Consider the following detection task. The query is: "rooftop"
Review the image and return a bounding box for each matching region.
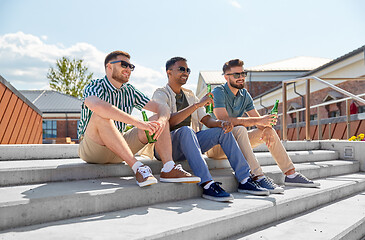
[247,56,331,72]
[20,90,82,113]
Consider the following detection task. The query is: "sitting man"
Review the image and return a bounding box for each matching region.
[207,58,320,192]
[149,56,269,202]
[78,50,200,188]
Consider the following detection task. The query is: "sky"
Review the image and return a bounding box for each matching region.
[1,0,365,98]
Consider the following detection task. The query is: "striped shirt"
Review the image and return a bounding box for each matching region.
[78,76,150,138]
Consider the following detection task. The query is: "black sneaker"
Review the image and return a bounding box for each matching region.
[202,182,234,202]
[256,176,284,194]
[284,173,320,188]
[238,177,270,196]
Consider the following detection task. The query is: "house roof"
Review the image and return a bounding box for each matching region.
[301,45,365,77]
[253,45,365,100]
[199,71,226,85]
[20,90,82,113]
[247,56,331,72]
[199,56,331,85]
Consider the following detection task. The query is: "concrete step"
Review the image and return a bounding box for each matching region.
[0,160,359,231]
[0,141,321,161]
[230,191,365,240]
[0,150,340,187]
[1,172,364,239]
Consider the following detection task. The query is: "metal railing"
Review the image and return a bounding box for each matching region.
[281,76,365,140]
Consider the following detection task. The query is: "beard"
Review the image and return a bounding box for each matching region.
[229,79,245,89]
[112,69,129,84]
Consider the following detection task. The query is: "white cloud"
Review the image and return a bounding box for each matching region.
[229,0,242,8]
[0,32,166,96]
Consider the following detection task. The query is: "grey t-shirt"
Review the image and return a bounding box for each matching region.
[170,90,192,131]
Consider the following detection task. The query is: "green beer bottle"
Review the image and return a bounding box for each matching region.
[141,111,157,143]
[270,100,279,126]
[206,84,213,113]
[270,100,279,114]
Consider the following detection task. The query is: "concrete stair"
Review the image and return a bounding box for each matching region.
[0,141,364,239]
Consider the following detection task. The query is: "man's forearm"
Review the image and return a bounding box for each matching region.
[156,103,170,122]
[85,96,140,126]
[231,117,262,127]
[169,103,198,127]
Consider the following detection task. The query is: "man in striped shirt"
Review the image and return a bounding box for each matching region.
[78,50,200,187]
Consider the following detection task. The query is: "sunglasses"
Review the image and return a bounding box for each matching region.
[225,71,248,79]
[177,66,191,74]
[109,60,135,71]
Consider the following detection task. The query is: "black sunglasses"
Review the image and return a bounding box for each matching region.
[109,60,135,71]
[225,71,247,79]
[177,66,191,74]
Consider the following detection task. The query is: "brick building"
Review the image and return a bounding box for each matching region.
[196,56,331,99]
[195,46,365,140]
[20,90,81,143]
[253,45,365,140]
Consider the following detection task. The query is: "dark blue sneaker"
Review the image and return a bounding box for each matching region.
[256,176,284,194]
[238,177,270,196]
[202,182,234,202]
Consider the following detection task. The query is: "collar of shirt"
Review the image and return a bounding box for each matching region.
[223,82,245,98]
[103,75,128,92]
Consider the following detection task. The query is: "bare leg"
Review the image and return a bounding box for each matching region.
[136,115,173,164]
[85,113,138,167]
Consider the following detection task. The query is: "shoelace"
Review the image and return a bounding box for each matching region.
[212,182,224,193]
[264,177,278,187]
[297,173,311,182]
[174,164,189,174]
[137,166,153,178]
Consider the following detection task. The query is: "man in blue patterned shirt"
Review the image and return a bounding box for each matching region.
[78,50,200,187]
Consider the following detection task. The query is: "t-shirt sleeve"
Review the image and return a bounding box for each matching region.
[245,92,255,112]
[132,86,150,110]
[212,86,225,109]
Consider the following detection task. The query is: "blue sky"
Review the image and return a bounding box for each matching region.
[1,0,365,97]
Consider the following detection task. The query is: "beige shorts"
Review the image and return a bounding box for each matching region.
[78,127,145,164]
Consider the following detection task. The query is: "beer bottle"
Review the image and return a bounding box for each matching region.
[270,100,279,114]
[206,84,213,113]
[141,111,157,143]
[270,100,279,125]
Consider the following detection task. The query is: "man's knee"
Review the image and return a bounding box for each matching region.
[90,113,114,126]
[178,126,194,135]
[233,125,248,137]
[263,127,277,136]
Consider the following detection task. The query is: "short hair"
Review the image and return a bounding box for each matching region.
[222,59,244,74]
[165,57,187,71]
[104,50,131,68]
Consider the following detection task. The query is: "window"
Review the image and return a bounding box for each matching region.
[329,110,340,118]
[43,120,57,138]
[292,117,297,123]
[310,114,317,121]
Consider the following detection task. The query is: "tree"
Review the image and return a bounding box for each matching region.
[47,57,93,98]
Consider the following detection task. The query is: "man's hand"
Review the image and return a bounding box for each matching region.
[196,92,214,108]
[260,127,275,148]
[153,119,168,139]
[257,114,278,127]
[135,120,161,138]
[220,120,233,133]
